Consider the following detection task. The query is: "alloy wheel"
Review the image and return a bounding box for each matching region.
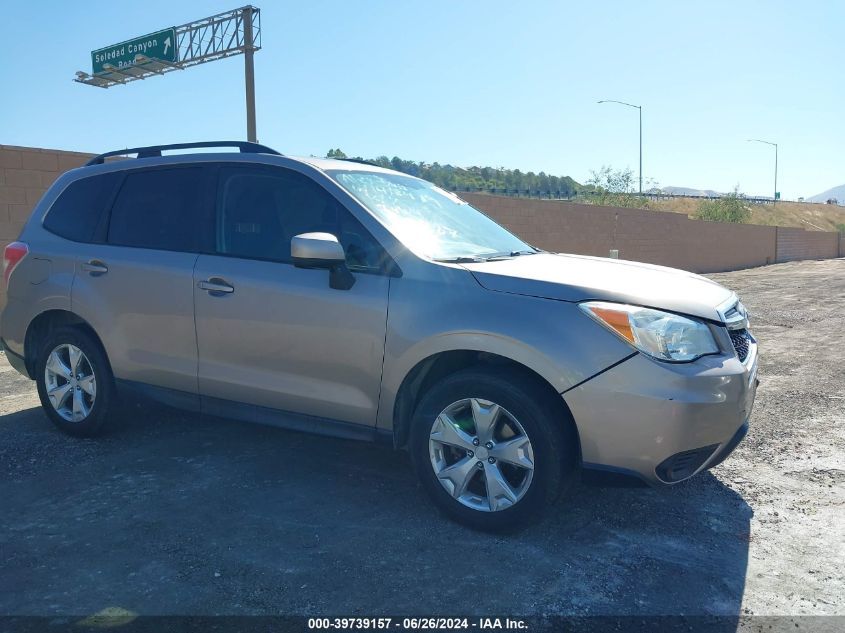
[44,344,97,422]
[429,398,535,512]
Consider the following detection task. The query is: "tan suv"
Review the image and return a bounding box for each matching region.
[1,141,758,530]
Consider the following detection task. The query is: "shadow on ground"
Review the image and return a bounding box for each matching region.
[0,402,751,620]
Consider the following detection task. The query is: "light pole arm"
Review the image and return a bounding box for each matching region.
[598,99,639,110]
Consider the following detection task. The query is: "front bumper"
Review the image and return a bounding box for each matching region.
[563,341,758,485]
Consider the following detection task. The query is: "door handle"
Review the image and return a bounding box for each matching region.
[198,277,234,295]
[81,260,108,276]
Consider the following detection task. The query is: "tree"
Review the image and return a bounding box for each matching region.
[585,166,648,208]
[321,148,584,196]
[587,165,635,193]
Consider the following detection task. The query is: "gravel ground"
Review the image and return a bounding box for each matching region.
[0,259,842,619]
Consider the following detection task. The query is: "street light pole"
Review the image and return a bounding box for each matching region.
[639,105,642,196]
[748,139,778,202]
[598,99,642,195]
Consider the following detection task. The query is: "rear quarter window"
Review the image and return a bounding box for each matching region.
[43,172,122,242]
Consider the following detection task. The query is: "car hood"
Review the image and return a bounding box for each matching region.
[462,253,734,321]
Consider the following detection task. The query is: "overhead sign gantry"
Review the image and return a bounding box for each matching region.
[90,28,177,74]
[74,6,261,142]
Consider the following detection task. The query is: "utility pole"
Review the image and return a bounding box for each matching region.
[598,99,643,195]
[243,6,257,142]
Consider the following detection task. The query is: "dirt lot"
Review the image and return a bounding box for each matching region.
[0,259,842,619]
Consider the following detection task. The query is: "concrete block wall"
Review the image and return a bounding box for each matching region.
[0,145,95,308]
[457,196,618,258]
[462,193,840,273]
[609,205,776,273]
[0,145,91,240]
[775,227,840,262]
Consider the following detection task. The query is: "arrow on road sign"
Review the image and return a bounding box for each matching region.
[164,37,171,55]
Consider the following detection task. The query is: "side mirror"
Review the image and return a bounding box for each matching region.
[291,232,345,266]
[291,232,355,290]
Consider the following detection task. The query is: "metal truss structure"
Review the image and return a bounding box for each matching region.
[74,6,261,89]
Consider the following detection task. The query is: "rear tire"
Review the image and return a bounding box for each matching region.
[409,367,577,531]
[35,326,114,437]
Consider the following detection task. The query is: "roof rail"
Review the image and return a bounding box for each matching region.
[85,141,281,166]
[334,157,382,167]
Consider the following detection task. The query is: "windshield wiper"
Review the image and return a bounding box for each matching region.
[433,256,486,263]
[482,249,541,261]
[435,249,541,263]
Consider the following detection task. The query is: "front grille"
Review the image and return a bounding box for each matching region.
[730,329,752,362]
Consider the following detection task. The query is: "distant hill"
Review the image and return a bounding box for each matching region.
[325,149,582,196]
[807,184,845,204]
[657,186,725,198]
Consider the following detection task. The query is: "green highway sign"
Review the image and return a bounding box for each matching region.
[92,28,177,74]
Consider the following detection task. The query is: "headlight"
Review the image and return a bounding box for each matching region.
[580,301,719,362]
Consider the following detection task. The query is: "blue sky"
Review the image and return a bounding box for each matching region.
[1,1,842,199]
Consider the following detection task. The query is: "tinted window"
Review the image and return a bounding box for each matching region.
[217,167,387,271]
[107,167,205,252]
[43,173,121,242]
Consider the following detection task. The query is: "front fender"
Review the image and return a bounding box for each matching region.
[376,270,633,431]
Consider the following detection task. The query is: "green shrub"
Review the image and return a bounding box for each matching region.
[694,190,751,223]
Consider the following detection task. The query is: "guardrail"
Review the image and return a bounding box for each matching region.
[449,186,834,206]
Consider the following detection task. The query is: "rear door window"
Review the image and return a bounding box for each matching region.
[43,172,122,242]
[107,167,206,252]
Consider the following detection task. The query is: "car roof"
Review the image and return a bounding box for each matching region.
[295,156,398,174]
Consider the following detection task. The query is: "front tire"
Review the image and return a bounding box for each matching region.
[35,326,115,437]
[409,368,577,531]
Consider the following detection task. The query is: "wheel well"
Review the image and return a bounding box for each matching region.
[392,350,579,455]
[23,310,108,377]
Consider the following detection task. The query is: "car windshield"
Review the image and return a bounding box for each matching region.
[328,170,535,261]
